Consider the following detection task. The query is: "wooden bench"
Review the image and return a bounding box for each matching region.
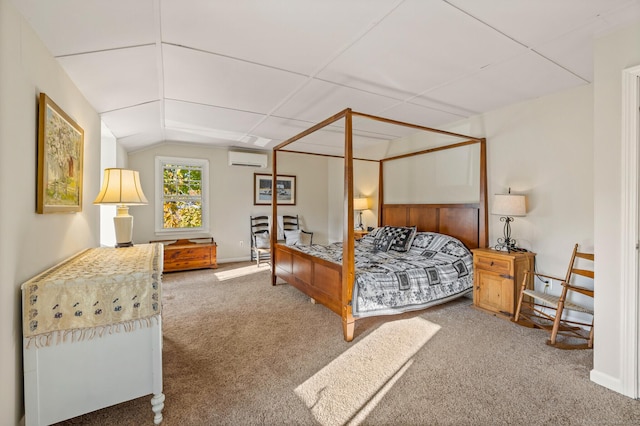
[151,237,217,272]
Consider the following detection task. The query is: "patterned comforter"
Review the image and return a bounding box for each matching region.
[290,231,473,318]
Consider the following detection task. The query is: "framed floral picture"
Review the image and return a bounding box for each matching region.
[36,93,84,213]
[254,173,296,205]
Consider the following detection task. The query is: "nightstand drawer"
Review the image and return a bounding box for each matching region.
[474,256,511,275]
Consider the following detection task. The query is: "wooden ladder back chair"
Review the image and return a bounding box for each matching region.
[250,215,314,266]
[513,244,595,349]
[250,215,271,266]
[282,215,314,246]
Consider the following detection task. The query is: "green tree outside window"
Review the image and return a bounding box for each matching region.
[162,164,203,229]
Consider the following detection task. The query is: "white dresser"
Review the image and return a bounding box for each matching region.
[21,244,165,425]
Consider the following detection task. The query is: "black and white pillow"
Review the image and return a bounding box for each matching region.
[373,226,417,252]
[411,232,436,249]
[389,226,417,252]
[373,230,395,252]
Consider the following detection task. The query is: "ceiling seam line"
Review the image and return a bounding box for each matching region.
[242,0,407,142]
[154,0,166,142]
[162,42,308,78]
[529,49,590,83]
[442,0,589,83]
[441,0,537,51]
[376,100,472,119]
[164,98,268,116]
[54,43,155,59]
[101,100,161,115]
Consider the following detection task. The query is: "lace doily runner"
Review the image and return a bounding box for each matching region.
[22,243,163,347]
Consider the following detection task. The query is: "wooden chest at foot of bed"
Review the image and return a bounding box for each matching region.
[151,238,217,272]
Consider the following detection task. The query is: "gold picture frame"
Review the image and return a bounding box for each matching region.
[37,93,84,213]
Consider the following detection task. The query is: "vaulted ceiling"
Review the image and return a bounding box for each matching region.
[12,0,640,153]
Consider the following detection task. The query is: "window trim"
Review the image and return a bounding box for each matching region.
[155,156,210,234]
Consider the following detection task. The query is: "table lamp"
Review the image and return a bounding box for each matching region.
[354,197,370,230]
[492,188,526,252]
[94,168,148,248]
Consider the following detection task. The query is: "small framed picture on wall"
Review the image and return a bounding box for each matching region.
[254,173,296,205]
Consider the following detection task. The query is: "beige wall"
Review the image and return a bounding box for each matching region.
[383,144,481,205]
[0,0,102,423]
[128,146,330,259]
[327,158,380,243]
[592,22,640,394]
[463,85,594,266]
[465,85,595,325]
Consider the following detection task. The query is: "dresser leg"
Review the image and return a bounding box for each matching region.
[151,392,165,424]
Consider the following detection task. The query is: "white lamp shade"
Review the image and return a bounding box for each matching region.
[492,194,526,217]
[93,168,148,205]
[353,197,370,211]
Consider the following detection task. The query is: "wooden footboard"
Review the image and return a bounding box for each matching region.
[273,244,356,339]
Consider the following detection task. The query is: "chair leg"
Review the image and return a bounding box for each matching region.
[549,285,568,346]
[513,271,530,322]
[588,320,594,348]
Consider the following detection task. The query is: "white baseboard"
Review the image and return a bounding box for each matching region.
[590,369,626,396]
[218,256,252,264]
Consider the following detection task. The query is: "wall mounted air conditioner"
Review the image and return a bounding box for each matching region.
[228,151,268,168]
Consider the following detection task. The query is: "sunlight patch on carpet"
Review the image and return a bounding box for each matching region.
[214,264,270,281]
[295,317,440,426]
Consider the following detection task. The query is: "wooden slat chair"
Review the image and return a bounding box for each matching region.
[250,215,313,266]
[513,244,594,349]
[281,215,313,246]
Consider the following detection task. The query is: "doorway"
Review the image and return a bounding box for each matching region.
[621,64,640,399]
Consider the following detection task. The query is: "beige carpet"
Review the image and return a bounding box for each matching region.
[57,261,640,425]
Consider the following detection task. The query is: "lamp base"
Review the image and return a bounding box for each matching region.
[494,216,518,252]
[114,205,134,248]
[494,240,518,252]
[355,211,364,230]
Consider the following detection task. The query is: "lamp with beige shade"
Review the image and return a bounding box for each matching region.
[94,168,148,248]
[492,188,526,252]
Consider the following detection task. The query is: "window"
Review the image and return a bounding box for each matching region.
[155,156,209,233]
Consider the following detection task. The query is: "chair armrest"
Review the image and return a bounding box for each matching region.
[301,230,313,245]
[526,271,565,282]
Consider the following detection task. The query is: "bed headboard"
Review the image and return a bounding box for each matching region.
[381,203,481,249]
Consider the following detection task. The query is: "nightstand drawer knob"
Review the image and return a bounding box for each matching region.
[490,261,494,266]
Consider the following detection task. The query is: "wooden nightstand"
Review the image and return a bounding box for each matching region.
[471,248,535,319]
[353,230,369,240]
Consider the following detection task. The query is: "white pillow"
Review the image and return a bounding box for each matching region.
[254,232,270,249]
[284,229,301,246]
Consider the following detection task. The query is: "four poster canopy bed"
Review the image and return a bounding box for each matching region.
[270,109,487,341]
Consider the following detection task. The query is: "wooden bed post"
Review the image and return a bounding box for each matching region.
[378,160,384,227]
[342,109,355,341]
[479,139,488,248]
[271,150,278,286]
